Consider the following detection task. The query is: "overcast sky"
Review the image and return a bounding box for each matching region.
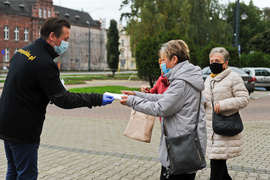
[55,0,270,28]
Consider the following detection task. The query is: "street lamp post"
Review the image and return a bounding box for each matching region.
[235,0,240,48]
[222,0,248,52]
[86,21,91,71]
[85,8,103,71]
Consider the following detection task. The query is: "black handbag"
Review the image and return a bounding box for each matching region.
[163,92,206,177]
[211,82,243,136]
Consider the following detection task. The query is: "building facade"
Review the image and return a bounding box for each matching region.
[118,23,136,70]
[0,0,107,71]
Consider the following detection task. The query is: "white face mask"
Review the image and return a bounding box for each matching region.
[54,38,69,55]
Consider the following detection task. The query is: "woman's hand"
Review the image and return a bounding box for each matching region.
[121,90,135,96]
[119,96,128,105]
[214,103,220,114]
[140,86,150,93]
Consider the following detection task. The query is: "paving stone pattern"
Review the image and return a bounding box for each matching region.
[0,80,269,180]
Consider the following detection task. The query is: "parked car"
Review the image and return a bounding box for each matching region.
[201,66,255,94]
[241,67,270,91]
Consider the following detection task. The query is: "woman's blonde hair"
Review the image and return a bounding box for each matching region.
[209,47,230,62]
[159,40,190,63]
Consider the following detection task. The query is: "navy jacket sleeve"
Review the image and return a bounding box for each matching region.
[39,63,103,109]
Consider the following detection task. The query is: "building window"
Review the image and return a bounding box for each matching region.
[14,27,19,41]
[48,10,51,17]
[24,28,29,41]
[14,48,19,53]
[4,26,9,40]
[121,51,124,58]
[120,59,126,68]
[44,9,47,18]
[4,48,9,62]
[130,61,135,69]
[121,40,124,46]
[39,8,42,17]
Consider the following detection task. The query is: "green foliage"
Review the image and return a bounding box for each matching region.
[199,42,223,68]
[246,29,270,54]
[240,51,270,68]
[120,0,270,78]
[69,85,140,94]
[225,46,240,67]
[225,2,267,52]
[106,20,120,75]
[135,31,181,87]
[199,43,239,68]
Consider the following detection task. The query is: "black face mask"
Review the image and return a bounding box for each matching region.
[209,63,224,74]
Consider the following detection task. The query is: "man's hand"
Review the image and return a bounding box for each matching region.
[102,95,114,106]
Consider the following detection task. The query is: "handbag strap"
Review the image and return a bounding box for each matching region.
[163,92,201,138]
[210,80,215,110]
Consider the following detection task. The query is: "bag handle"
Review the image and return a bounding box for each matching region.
[163,92,201,138]
[210,80,215,109]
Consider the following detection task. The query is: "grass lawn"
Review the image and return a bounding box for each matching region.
[0,73,141,85]
[69,85,140,94]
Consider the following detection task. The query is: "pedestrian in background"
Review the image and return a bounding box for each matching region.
[0,17,114,180]
[202,47,249,180]
[140,58,170,122]
[120,39,207,180]
[140,58,170,94]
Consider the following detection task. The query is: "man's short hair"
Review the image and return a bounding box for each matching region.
[40,17,71,39]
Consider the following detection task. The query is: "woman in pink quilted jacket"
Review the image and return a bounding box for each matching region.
[140,59,170,122]
[140,58,170,94]
[202,47,250,180]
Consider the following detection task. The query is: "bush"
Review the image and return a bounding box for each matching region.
[240,51,270,67]
[198,43,239,68]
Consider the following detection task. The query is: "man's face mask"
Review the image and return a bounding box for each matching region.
[54,38,69,55]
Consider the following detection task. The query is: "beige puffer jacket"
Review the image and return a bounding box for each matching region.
[202,67,250,160]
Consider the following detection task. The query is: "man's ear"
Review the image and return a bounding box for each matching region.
[48,32,55,42]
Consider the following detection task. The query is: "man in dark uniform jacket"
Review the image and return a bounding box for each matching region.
[0,17,114,179]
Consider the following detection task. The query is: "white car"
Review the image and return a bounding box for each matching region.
[241,67,270,91]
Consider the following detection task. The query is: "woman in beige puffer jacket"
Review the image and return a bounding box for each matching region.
[202,47,250,180]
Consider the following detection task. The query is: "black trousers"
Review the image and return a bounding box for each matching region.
[160,166,196,180]
[210,159,232,180]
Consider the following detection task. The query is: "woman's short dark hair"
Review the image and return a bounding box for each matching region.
[40,17,70,39]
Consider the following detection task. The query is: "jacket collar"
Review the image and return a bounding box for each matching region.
[165,60,189,81]
[210,67,232,82]
[160,75,170,86]
[35,37,59,59]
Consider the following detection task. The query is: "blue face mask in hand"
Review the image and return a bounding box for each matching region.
[102,95,114,106]
[54,39,69,55]
[161,63,171,74]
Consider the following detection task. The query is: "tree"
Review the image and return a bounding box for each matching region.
[240,51,270,68]
[199,42,239,68]
[246,29,270,54]
[120,0,193,52]
[223,1,266,52]
[106,20,120,76]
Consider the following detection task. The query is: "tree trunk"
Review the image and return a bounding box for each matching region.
[149,77,154,88]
